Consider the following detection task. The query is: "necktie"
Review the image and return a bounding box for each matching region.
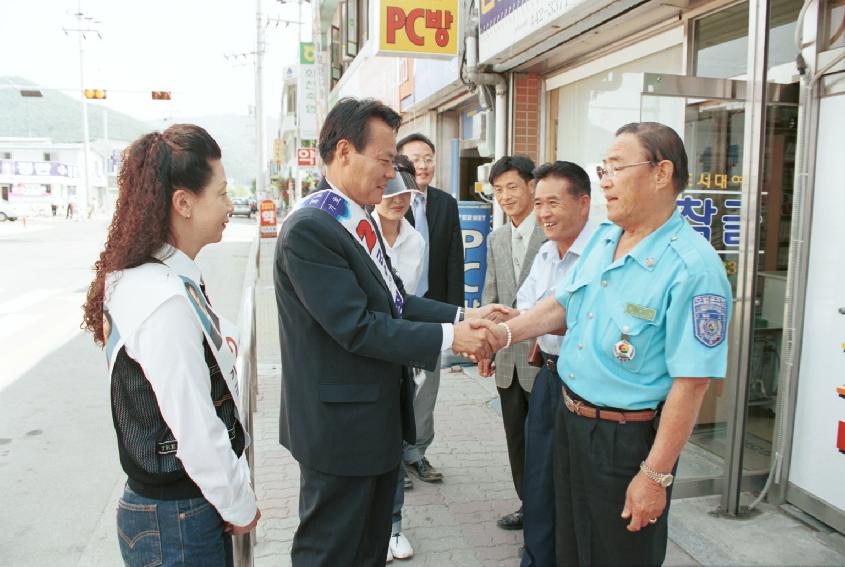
[200,280,212,306]
[413,194,429,296]
[512,229,524,280]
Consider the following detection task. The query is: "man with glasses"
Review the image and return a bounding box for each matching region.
[398,133,464,484]
[476,122,732,565]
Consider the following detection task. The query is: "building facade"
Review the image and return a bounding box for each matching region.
[0,137,125,216]
[308,0,845,533]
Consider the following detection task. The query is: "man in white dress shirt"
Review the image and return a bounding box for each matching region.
[515,161,596,566]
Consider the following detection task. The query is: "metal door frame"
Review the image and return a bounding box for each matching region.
[640,68,798,512]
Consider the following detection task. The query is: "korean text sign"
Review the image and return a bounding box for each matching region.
[377,0,459,58]
[459,202,491,309]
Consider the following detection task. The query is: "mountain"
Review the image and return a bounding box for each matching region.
[147,114,276,188]
[0,76,148,143]
[1,77,273,187]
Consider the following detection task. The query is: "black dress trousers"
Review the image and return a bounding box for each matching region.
[552,397,673,566]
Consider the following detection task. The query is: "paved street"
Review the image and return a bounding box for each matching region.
[2,225,845,566]
[249,242,845,567]
[0,215,255,567]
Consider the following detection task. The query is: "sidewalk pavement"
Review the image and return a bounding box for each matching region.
[250,240,845,567]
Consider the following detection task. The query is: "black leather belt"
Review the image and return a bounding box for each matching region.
[540,351,558,374]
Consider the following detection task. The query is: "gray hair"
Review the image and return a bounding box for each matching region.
[615,122,689,193]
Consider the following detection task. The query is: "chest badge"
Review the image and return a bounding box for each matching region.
[613,334,636,363]
[624,303,656,322]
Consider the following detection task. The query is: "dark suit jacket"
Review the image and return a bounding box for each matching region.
[274,184,457,477]
[405,186,464,307]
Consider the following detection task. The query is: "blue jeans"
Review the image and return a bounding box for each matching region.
[117,484,233,567]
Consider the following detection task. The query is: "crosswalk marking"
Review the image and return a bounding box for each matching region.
[0,289,62,316]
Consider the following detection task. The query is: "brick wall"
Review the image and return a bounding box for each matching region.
[512,74,541,163]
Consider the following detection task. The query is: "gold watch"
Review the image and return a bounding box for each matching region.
[640,461,673,487]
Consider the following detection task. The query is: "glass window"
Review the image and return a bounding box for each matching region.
[693,0,804,79]
[555,46,683,222]
[824,0,845,49]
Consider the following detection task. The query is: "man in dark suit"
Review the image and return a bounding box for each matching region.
[275,98,502,567]
[398,133,464,483]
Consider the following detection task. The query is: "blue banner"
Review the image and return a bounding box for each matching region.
[459,201,492,308]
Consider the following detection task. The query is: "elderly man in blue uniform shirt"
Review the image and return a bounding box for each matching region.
[478,122,731,566]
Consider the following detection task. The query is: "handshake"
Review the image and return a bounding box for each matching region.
[451,304,518,363]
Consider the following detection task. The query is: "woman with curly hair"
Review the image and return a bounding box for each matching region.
[83,124,260,567]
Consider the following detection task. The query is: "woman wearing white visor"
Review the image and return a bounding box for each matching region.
[372,154,424,562]
[373,155,425,295]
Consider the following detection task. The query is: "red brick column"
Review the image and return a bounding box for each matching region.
[512,74,541,163]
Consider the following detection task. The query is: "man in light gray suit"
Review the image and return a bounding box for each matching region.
[480,155,545,530]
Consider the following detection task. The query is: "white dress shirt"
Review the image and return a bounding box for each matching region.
[124,247,257,526]
[373,214,426,295]
[517,221,597,355]
[411,192,430,296]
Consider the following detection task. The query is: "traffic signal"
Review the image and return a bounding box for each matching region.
[151,91,171,100]
[83,89,107,99]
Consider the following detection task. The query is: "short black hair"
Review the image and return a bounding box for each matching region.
[488,155,535,185]
[397,132,435,154]
[318,98,401,163]
[533,161,591,198]
[393,154,416,177]
[615,122,689,193]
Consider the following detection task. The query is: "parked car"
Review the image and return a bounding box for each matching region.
[230,198,253,218]
[0,201,19,222]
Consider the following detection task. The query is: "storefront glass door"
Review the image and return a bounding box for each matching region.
[640,73,798,495]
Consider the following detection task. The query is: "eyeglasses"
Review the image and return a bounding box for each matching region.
[409,157,435,167]
[595,160,654,180]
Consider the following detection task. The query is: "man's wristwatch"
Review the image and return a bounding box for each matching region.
[458,307,465,322]
[640,461,673,488]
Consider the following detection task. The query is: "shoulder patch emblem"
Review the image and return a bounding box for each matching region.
[692,294,727,348]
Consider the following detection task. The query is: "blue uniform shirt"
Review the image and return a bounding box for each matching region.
[555,210,732,410]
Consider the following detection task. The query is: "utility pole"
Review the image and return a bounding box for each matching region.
[255,0,266,199]
[295,0,303,204]
[274,0,307,203]
[64,1,101,221]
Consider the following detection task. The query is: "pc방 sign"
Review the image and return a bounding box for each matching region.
[376,0,459,58]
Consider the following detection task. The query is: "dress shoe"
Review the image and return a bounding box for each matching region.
[497,507,523,530]
[389,532,414,560]
[403,474,413,489]
[405,457,443,483]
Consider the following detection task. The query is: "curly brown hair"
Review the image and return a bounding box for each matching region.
[82,124,221,345]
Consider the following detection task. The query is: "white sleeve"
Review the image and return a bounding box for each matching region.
[125,296,257,526]
[441,323,455,351]
[516,254,542,311]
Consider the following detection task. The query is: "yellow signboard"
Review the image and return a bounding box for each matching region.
[378,0,459,58]
[273,139,284,165]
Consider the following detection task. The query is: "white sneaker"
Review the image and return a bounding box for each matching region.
[389,532,414,560]
[386,547,394,563]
